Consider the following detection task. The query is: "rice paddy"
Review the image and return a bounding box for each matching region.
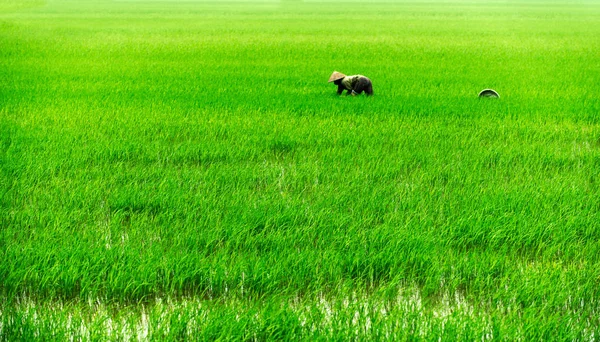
[1,0,600,339]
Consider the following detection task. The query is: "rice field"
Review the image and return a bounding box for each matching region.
[1,0,600,340]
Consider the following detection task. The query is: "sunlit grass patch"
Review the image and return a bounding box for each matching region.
[0,0,45,12]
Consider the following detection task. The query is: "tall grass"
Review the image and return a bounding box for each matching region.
[1,0,600,339]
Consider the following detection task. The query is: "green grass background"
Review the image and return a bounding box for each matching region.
[1,0,600,339]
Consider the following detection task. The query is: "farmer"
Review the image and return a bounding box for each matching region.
[328,71,373,96]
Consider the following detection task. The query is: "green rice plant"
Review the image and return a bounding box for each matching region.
[0,0,45,13]
[1,0,600,339]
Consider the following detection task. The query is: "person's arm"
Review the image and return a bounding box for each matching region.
[337,84,344,95]
[350,76,360,95]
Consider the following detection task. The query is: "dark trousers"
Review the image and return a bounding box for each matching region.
[354,77,373,96]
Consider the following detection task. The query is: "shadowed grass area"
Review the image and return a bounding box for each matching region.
[1,0,600,339]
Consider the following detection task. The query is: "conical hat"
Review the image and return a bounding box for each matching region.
[478,89,500,98]
[328,71,346,82]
